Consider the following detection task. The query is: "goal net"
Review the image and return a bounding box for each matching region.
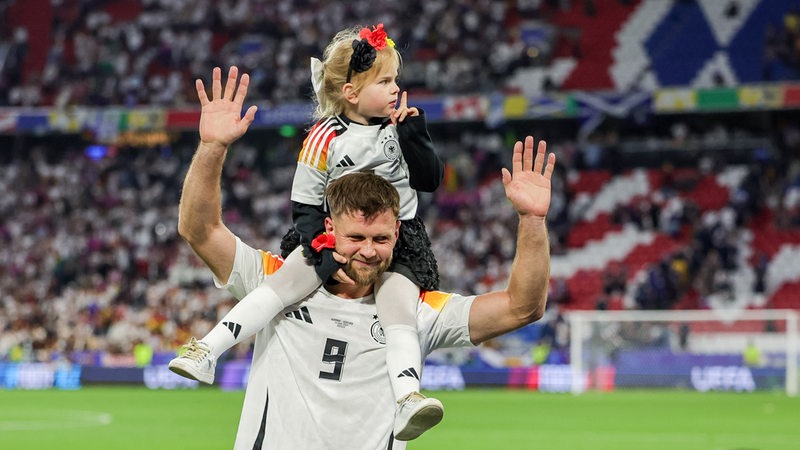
[566,309,798,396]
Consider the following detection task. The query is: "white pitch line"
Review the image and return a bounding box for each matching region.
[0,410,112,431]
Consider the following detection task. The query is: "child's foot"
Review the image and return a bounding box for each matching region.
[168,337,216,384]
[393,392,444,441]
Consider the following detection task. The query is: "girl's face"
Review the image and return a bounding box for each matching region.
[347,58,400,124]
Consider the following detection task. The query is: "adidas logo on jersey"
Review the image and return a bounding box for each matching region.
[335,155,355,168]
[397,367,420,380]
[222,321,242,339]
[285,306,313,324]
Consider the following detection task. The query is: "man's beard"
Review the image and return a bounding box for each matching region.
[343,257,391,286]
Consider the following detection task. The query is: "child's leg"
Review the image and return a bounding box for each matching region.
[377,271,443,440]
[199,247,321,357]
[170,247,322,383]
[375,271,423,401]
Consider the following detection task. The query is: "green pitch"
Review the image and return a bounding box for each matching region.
[1,387,798,449]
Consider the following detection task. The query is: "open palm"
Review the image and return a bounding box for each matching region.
[197,66,258,147]
[501,136,556,219]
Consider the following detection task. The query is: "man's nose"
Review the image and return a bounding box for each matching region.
[360,241,377,258]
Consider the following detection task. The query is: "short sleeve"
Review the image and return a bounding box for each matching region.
[417,291,477,353]
[213,236,283,300]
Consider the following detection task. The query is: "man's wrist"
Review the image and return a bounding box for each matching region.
[198,140,229,154]
[518,214,549,239]
[518,214,547,226]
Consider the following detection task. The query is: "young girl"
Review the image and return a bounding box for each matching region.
[170,24,445,441]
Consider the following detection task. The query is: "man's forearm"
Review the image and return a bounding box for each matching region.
[177,141,239,283]
[506,215,550,323]
[467,135,554,344]
[178,142,228,245]
[182,67,256,283]
[466,214,550,344]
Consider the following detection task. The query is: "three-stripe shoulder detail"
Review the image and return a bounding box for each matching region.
[298,117,344,171]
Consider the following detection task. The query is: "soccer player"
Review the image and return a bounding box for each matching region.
[171,24,446,439]
[177,66,555,449]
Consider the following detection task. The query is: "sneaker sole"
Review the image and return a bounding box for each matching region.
[168,360,215,385]
[394,404,444,441]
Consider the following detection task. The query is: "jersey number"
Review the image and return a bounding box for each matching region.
[319,338,348,381]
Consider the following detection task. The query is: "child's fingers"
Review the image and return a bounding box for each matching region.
[333,269,355,285]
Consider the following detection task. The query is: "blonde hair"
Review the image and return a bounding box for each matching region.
[313,26,402,120]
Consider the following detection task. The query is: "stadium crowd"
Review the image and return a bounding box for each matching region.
[4,0,800,108]
[3,0,800,367]
[2,114,800,365]
[1,0,563,108]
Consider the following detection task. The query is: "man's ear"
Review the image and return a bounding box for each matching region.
[395,220,400,240]
[325,216,335,234]
[342,83,358,105]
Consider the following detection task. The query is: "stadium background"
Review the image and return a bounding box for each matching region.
[2,0,800,448]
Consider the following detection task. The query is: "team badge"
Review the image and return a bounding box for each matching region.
[370,321,386,344]
[382,136,400,161]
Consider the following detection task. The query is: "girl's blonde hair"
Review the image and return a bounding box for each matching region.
[313,26,402,120]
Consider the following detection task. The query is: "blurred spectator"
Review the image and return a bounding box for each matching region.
[602,262,627,297]
[549,277,572,306]
[742,339,763,367]
[133,339,153,367]
[530,338,552,365]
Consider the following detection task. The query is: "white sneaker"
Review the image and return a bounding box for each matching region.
[393,392,444,441]
[168,337,216,384]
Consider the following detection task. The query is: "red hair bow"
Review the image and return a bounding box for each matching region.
[311,233,336,252]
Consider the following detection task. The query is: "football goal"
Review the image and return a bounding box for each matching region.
[566,309,798,396]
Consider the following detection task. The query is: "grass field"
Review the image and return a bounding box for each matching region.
[1,387,798,449]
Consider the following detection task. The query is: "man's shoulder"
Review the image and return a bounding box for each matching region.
[236,240,284,276]
[260,250,284,275]
[417,290,475,351]
[419,290,460,311]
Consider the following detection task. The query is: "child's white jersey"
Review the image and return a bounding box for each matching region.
[292,116,418,221]
[218,237,476,450]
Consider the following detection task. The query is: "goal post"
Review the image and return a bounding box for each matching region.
[567,309,799,396]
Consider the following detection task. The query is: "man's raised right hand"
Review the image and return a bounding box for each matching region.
[197,66,258,148]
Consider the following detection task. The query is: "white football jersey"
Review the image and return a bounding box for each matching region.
[217,237,475,450]
[291,116,418,221]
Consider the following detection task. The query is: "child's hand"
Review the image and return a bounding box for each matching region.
[331,251,356,285]
[390,91,419,125]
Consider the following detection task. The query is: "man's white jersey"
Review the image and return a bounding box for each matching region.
[292,116,418,221]
[217,237,475,450]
